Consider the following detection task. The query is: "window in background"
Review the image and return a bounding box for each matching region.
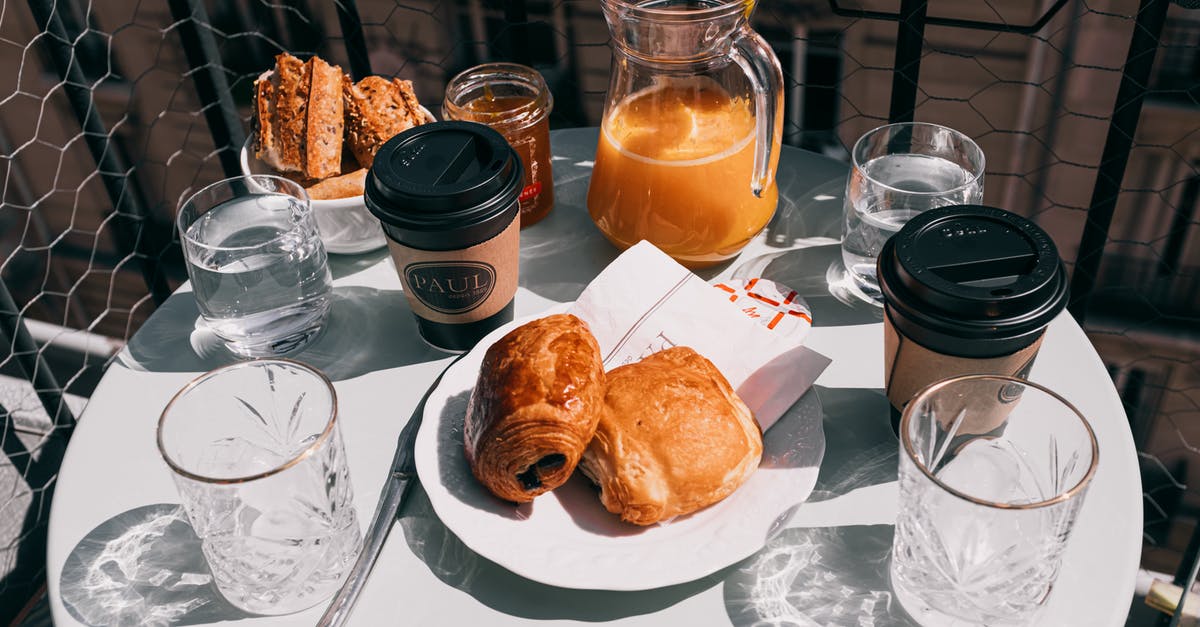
[1148,16,1200,107]
[1160,162,1199,277]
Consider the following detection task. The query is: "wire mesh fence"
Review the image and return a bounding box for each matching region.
[0,0,1197,623]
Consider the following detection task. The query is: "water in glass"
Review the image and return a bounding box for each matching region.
[839,123,984,303]
[842,153,981,296]
[184,194,332,357]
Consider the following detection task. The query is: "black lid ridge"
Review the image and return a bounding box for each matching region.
[364,121,523,251]
[878,205,1070,358]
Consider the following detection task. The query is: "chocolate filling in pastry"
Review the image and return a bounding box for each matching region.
[516,453,567,490]
[463,314,605,503]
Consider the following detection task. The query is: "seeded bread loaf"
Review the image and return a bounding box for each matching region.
[253,53,344,179]
[303,56,344,179]
[343,75,426,168]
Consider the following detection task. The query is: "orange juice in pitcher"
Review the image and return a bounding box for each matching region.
[588,79,779,268]
[587,0,784,269]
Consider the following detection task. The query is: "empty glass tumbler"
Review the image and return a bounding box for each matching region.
[177,175,333,357]
[157,360,361,615]
[841,122,984,302]
[890,374,1098,626]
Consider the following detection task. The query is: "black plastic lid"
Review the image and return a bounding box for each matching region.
[877,205,1069,358]
[365,121,523,251]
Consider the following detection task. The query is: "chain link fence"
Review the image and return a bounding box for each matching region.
[0,0,1197,623]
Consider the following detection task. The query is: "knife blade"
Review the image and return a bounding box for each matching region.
[317,352,467,627]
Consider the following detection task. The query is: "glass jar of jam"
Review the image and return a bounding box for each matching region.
[443,63,555,228]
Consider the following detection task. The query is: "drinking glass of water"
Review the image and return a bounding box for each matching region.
[157,359,362,615]
[841,122,984,302]
[178,175,333,357]
[891,374,1098,626]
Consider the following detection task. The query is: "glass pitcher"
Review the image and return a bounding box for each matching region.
[587,0,784,269]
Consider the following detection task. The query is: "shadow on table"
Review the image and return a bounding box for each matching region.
[59,504,250,626]
[722,135,869,320]
[519,166,620,303]
[732,244,884,327]
[117,285,444,379]
[810,385,897,500]
[399,484,738,621]
[721,388,912,626]
[327,246,390,280]
[764,171,846,248]
[723,524,917,626]
[521,128,614,303]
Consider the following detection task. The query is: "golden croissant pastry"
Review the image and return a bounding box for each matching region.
[463,313,606,503]
[579,346,762,525]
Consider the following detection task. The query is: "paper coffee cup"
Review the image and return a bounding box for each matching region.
[877,205,1069,434]
[365,121,524,352]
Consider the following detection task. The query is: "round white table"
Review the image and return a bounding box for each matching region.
[46,128,1140,626]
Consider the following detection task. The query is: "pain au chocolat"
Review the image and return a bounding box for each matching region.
[463,314,606,503]
[579,346,762,526]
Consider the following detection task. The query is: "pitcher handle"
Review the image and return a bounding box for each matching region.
[730,28,784,198]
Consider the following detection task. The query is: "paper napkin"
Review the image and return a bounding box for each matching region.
[568,241,831,431]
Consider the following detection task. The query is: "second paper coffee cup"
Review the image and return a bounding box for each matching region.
[365,121,523,352]
[877,205,1069,434]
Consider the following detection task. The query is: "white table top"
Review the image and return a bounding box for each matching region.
[46,128,1140,626]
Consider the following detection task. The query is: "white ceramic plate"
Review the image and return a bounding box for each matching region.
[413,304,826,591]
[238,107,434,255]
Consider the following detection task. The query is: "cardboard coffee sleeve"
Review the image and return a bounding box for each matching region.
[364,121,524,352]
[387,216,518,325]
[877,205,1069,433]
[884,313,1043,435]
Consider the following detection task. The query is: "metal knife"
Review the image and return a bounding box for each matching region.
[317,353,466,627]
